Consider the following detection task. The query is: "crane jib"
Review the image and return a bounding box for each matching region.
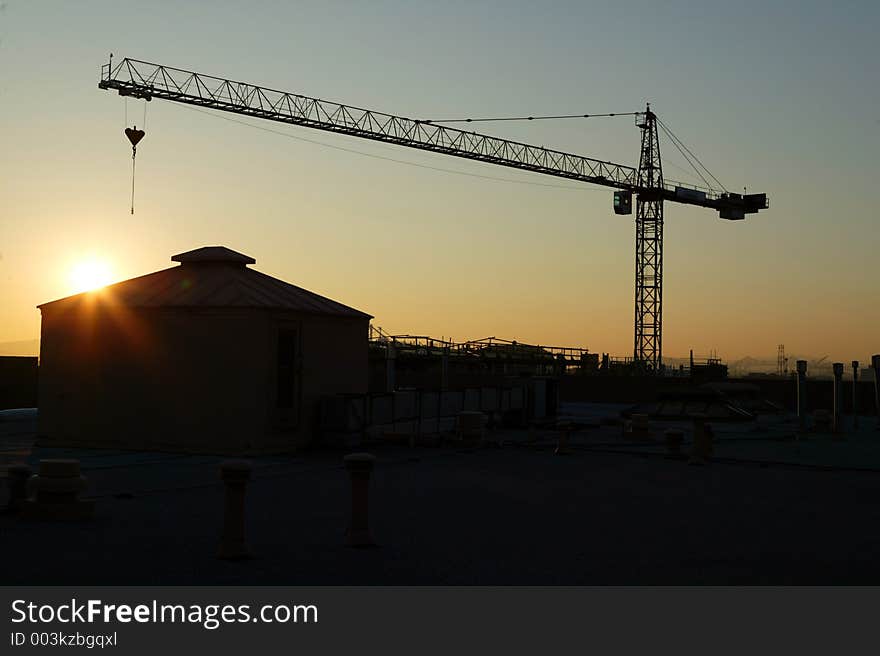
[99,80,636,190]
[98,57,767,218]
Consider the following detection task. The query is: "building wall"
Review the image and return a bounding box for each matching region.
[38,300,369,453]
[39,302,271,453]
[286,314,369,448]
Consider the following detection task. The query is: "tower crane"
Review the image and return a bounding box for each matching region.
[98,56,769,373]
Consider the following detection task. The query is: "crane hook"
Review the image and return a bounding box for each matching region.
[125,126,145,148]
[124,126,145,215]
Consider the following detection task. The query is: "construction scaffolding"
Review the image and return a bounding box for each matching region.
[369,326,598,372]
[367,326,730,389]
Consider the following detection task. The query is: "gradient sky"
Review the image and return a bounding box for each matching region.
[1,0,877,363]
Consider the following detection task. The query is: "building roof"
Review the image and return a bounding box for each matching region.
[38,247,372,318]
[171,246,257,265]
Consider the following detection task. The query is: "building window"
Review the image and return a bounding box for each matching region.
[277,329,298,410]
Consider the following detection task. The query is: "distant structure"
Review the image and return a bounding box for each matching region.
[366,328,726,387]
[777,344,789,377]
[686,348,728,381]
[368,327,598,392]
[37,246,371,454]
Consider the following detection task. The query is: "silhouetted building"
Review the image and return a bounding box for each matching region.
[37,246,371,454]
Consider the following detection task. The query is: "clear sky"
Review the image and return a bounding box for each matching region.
[1,0,877,363]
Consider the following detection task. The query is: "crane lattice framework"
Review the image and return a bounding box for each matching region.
[635,109,663,369]
[99,57,769,373]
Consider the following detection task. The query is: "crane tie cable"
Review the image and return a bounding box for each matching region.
[420,112,642,124]
[177,104,606,192]
[656,117,728,193]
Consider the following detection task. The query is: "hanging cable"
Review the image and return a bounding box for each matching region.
[421,111,641,124]
[656,121,701,184]
[658,118,722,189]
[130,148,137,214]
[663,159,710,183]
[657,121,714,191]
[124,126,145,214]
[177,104,604,192]
[657,118,727,192]
[657,119,713,190]
[659,122,711,189]
[121,99,150,214]
[119,100,150,214]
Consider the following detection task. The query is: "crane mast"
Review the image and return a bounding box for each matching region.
[99,57,769,373]
[635,108,663,370]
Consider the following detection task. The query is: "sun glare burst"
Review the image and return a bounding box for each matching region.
[69,259,114,294]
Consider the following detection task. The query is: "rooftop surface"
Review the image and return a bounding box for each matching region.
[3,405,880,584]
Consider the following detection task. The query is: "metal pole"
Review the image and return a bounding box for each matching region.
[796,360,808,432]
[872,354,880,430]
[5,464,32,513]
[832,362,844,435]
[385,342,396,393]
[440,347,449,392]
[413,392,421,447]
[344,453,376,547]
[217,460,252,560]
[852,360,859,430]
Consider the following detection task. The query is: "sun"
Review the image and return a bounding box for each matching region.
[69,259,114,294]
